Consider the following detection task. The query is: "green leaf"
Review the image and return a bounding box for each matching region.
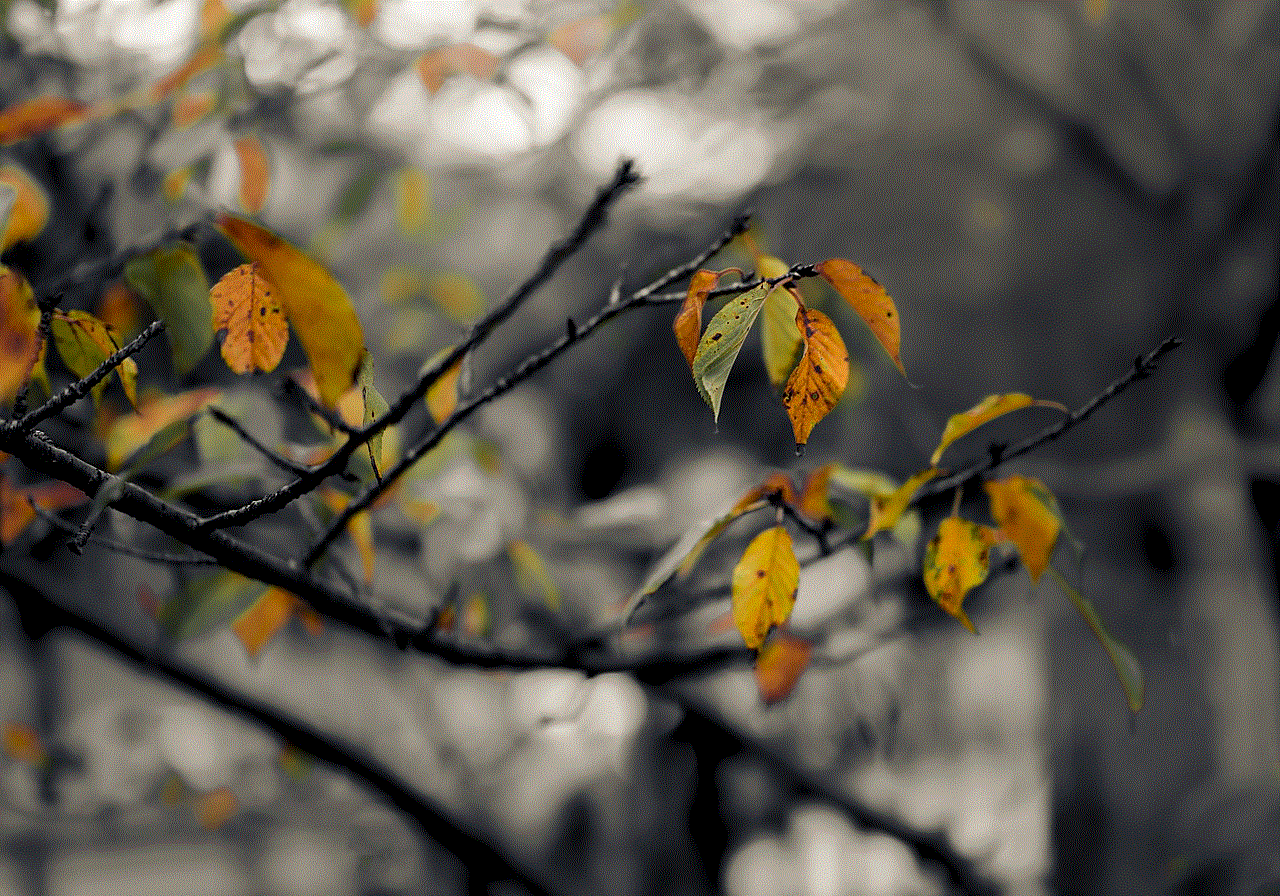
[158,570,268,642]
[691,283,771,423]
[1048,565,1144,713]
[357,352,389,481]
[50,309,137,407]
[760,284,802,391]
[124,243,213,377]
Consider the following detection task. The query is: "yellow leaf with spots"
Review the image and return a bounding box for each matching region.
[217,215,365,408]
[732,525,799,649]
[932,393,1066,465]
[984,475,1061,581]
[210,262,288,374]
[864,467,938,540]
[922,517,1000,633]
[674,269,722,370]
[782,305,849,449]
[754,631,812,705]
[51,310,138,407]
[0,163,49,250]
[815,258,905,377]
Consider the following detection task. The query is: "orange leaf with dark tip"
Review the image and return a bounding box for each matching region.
[922,517,1001,633]
[782,306,849,449]
[210,263,288,375]
[674,269,721,370]
[732,525,799,649]
[755,632,813,705]
[233,136,269,213]
[0,96,88,144]
[815,258,905,377]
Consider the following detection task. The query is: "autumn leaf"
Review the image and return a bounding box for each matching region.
[233,586,307,659]
[125,243,213,376]
[105,388,221,471]
[150,45,225,100]
[754,631,813,705]
[50,310,138,407]
[210,262,288,375]
[320,488,376,584]
[424,273,486,323]
[424,346,462,423]
[96,281,142,340]
[732,525,799,649]
[158,569,267,641]
[0,474,87,544]
[233,135,270,213]
[864,467,938,539]
[171,90,218,129]
[674,269,722,370]
[0,96,88,144]
[217,214,365,408]
[760,283,803,390]
[0,163,49,249]
[1047,566,1144,713]
[691,282,771,423]
[922,516,1001,633]
[932,393,1066,465]
[797,464,836,522]
[0,265,41,402]
[815,258,905,377]
[508,539,562,610]
[782,305,849,450]
[984,475,1061,581]
[2,721,46,766]
[357,352,390,479]
[395,167,431,235]
[162,167,192,203]
[196,787,237,830]
[416,44,499,94]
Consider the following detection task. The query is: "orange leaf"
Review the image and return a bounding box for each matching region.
[106,388,221,471]
[343,0,378,26]
[732,525,799,649]
[932,393,1054,465]
[210,262,288,375]
[984,475,1061,581]
[815,259,905,377]
[0,96,88,145]
[863,467,938,540]
[425,349,461,424]
[171,90,217,129]
[196,786,237,830]
[754,632,813,705]
[416,44,499,94]
[217,215,365,408]
[95,281,142,340]
[782,306,849,450]
[549,15,612,66]
[151,45,224,100]
[673,269,721,369]
[232,586,297,659]
[922,516,1000,633]
[0,163,50,250]
[2,721,46,766]
[797,464,835,521]
[233,136,269,213]
[0,266,40,401]
[0,473,88,544]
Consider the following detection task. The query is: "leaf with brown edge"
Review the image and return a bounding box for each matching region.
[0,96,88,145]
[732,525,799,650]
[50,310,138,407]
[984,475,1061,582]
[863,467,938,540]
[0,163,49,250]
[210,262,288,375]
[105,388,221,472]
[922,516,1001,633]
[674,269,722,370]
[782,305,849,450]
[0,265,40,402]
[233,135,270,213]
[754,631,813,705]
[815,258,905,377]
[932,393,1066,465]
[217,214,365,408]
[232,586,300,659]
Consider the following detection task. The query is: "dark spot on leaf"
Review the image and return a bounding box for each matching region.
[756,569,765,578]
[215,328,228,342]
[710,333,721,341]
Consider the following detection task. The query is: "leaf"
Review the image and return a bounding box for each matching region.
[782,305,849,449]
[863,467,938,539]
[732,525,799,649]
[0,265,41,401]
[342,0,379,27]
[424,273,485,323]
[815,258,905,377]
[196,787,237,830]
[3,721,46,766]
[796,464,836,522]
[233,135,270,213]
[96,281,143,340]
[424,347,462,424]
[754,631,813,705]
[395,166,431,235]
[357,352,389,479]
[760,283,803,390]
[209,262,287,375]
[0,474,87,544]
[50,310,138,407]
[158,569,267,641]
[1048,566,1144,713]
[691,283,771,423]
[150,45,224,100]
[217,214,365,408]
[125,243,214,376]
[0,163,49,250]
[933,393,1047,465]
[171,90,218,129]
[320,489,376,584]
[232,586,304,659]
[508,539,562,610]
[921,516,1000,633]
[674,269,721,370]
[0,96,88,144]
[105,388,220,471]
[416,44,499,94]
[754,254,791,280]
[984,475,1061,582]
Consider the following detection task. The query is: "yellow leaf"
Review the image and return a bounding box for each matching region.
[50,310,138,407]
[320,489,375,584]
[424,272,485,323]
[0,163,49,249]
[395,167,431,235]
[2,721,46,766]
[782,306,849,449]
[233,135,270,213]
[424,347,461,424]
[232,586,298,659]
[0,96,88,145]
[922,517,1000,633]
[732,525,799,649]
[217,215,365,408]
[815,258,904,377]
[461,592,490,637]
[106,388,221,471]
[210,262,288,375]
[984,475,1061,581]
[0,265,40,401]
[755,254,790,280]
[343,0,378,26]
[673,269,721,370]
[932,392,1051,465]
[759,283,802,390]
[864,467,938,540]
[754,631,813,705]
[508,539,562,610]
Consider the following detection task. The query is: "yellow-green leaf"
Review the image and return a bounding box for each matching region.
[922,516,1000,633]
[125,243,213,376]
[932,393,1066,465]
[1048,565,1144,713]
[217,214,365,408]
[782,305,849,449]
[984,475,1061,582]
[0,163,49,250]
[674,269,721,370]
[732,525,799,650]
[106,387,221,471]
[815,258,905,377]
[50,309,137,407]
[863,467,938,540]
[691,283,771,423]
[357,352,389,480]
[158,569,267,641]
[209,262,287,375]
[508,539,562,611]
[754,631,812,705]
[760,283,803,391]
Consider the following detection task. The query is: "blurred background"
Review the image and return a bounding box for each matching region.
[1,1,1278,894]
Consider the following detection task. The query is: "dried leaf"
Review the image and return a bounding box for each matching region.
[232,586,298,659]
[105,388,221,471]
[754,632,813,705]
[922,517,1000,633]
[0,265,40,401]
[815,258,905,377]
[782,306,849,449]
[210,262,288,375]
[732,525,799,649]
[0,96,88,144]
[217,215,365,408]
[125,243,213,376]
[233,135,270,213]
[1049,566,1144,713]
[0,163,49,249]
[674,269,721,370]
[984,475,1061,581]
[864,467,938,540]
[50,310,138,407]
[691,283,771,423]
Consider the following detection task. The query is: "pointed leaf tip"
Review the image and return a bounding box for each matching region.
[815,259,905,378]
[691,282,771,423]
[782,305,849,448]
[732,525,799,649]
[922,517,999,630]
[674,269,720,370]
[755,632,813,704]
[985,475,1061,582]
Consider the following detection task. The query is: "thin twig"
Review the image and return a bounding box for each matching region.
[207,406,314,476]
[28,499,219,565]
